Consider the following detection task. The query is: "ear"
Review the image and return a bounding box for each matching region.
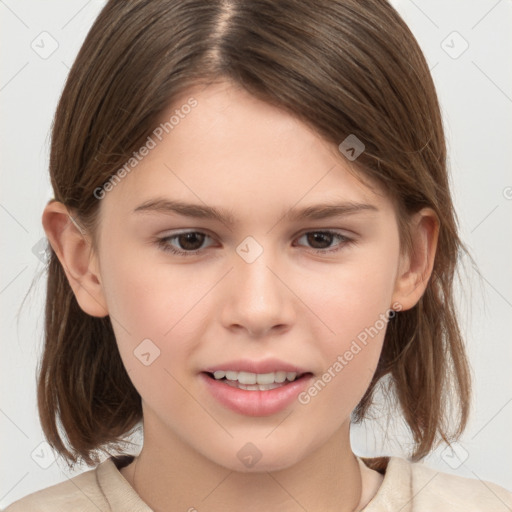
[391,207,439,311]
[42,200,108,317]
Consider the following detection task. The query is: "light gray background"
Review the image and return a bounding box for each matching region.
[1,0,511,507]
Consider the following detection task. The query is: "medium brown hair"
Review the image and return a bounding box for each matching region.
[39,0,472,469]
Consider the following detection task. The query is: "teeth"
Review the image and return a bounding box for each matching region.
[274,371,287,383]
[224,380,284,391]
[225,370,238,381]
[212,370,299,384]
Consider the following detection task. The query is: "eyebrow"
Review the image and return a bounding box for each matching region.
[133,198,378,225]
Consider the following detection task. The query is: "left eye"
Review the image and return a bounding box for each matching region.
[156,230,352,256]
[295,231,352,253]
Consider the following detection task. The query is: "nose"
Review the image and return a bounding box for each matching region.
[220,247,296,338]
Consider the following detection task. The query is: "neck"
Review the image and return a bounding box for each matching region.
[122,416,366,512]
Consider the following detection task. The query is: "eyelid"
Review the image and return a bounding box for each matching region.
[157,230,217,250]
[294,226,357,239]
[293,229,354,252]
[156,228,355,257]
[157,226,356,240]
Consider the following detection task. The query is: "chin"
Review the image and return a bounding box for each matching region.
[207,444,307,474]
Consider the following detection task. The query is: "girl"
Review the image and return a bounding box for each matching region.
[6,0,511,510]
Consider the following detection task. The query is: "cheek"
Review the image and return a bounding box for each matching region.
[305,247,398,344]
[298,282,390,422]
[98,246,213,388]
[296,246,398,411]
[100,238,216,336]
[299,337,384,429]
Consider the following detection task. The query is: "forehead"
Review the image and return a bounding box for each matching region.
[98,81,391,223]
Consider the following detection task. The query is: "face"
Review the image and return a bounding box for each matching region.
[91,81,405,472]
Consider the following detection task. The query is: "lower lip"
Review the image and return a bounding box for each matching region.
[200,372,313,416]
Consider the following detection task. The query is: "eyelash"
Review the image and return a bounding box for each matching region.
[156,230,354,257]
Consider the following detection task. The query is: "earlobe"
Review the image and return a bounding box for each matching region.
[42,200,109,318]
[391,208,439,311]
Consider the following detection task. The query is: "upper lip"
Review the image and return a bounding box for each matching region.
[202,358,311,375]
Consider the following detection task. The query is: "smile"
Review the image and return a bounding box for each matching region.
[201,371,313,415]
[211,370,302,388]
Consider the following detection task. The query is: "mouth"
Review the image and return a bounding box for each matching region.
[202,370,313,391]
[200,358,315,415]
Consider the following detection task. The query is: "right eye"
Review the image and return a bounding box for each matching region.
[156,231,216,256]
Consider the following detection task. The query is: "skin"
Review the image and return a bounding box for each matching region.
[43,80,438,512]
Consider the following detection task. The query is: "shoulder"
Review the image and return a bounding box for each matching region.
[3,462,109,512]
[409,458,512,511]
[361,456,512,512]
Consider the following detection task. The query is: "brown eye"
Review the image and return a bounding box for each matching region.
[306,232,335,249]
[175,232,206,251]
[157,231,213,256]
[295,231,352,254]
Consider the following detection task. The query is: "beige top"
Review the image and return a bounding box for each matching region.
[4,455,512,511]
